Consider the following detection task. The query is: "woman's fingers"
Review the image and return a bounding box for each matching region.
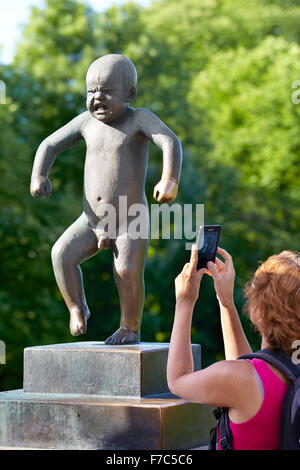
[217,247,234,272]
[217,247,232,261]
[196,267,206,279]
[183,263,189,271]
[204,257,225,277]
[189,244,198,272]
[207,261,220,278]
[202,268,211,275]
[215,257,225,269]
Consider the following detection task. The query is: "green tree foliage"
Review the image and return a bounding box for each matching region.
[1,0,300,389]
[126,0,300,138]
[185,37,300,357]
[188,36,300,263]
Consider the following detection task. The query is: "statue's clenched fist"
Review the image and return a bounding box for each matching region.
[153,178,178,203]
[30,175,52,198]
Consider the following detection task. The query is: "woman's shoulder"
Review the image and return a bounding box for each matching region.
[220,357,290,391]
[168,358,258,408]
[218,358,264,402]
[204,357,259,385]
[221,359,265,423]
[202,359,262,408]
[246,357,292,387]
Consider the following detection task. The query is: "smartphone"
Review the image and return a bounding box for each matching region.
[196,225,222,269]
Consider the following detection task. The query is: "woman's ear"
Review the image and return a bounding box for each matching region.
[127,86,137,103]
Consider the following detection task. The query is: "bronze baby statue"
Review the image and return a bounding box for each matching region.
[30,54,182,345]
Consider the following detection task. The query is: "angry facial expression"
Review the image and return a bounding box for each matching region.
[86,68,129,123]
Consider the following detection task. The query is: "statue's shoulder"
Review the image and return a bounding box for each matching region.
[76,111,91,126]
[132,107,157,118]
[131,108,160,129]
[69,111,92,133]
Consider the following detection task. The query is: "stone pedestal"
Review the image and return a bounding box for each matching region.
[0,342,214,450]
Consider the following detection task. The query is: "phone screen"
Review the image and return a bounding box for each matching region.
[196,225,221,269]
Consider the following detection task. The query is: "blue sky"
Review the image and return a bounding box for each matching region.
[0,0,151,64]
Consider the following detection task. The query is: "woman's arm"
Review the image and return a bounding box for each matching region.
[207,248,252,360]
[219,303,252,360]
[167,299,196,392]
[167,245,252,408]
[167,246,204,390]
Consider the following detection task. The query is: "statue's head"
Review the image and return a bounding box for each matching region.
[86,54,137,123]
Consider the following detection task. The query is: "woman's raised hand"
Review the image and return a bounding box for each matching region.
[206,247,235,308]
[175,244,206,307]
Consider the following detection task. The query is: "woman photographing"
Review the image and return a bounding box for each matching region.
[167,245,300,450]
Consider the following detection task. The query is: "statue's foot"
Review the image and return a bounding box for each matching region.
[69,305,90,336]
[105,327,140,345]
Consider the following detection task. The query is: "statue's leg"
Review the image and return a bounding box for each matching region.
[51,212,100,336]
[105,234,149,345]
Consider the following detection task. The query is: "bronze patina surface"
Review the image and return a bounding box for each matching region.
[30,54,182,344]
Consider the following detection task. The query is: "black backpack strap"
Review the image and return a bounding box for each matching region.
[238,348,300,382]
[212,407,233,450]
[208,424,217,450]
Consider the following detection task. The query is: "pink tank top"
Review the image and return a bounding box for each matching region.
[218,358,289,450]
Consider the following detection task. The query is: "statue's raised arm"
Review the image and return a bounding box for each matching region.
[30,113,87,198]
[137,108,182,203]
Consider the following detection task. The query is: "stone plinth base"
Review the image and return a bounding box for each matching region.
[23,342,201,397]
[0,389,214,450]
[0,341,214,450]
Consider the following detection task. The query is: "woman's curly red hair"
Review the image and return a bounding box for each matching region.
[244,250,300,356]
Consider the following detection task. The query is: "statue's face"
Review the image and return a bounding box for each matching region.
[86,67,128,123]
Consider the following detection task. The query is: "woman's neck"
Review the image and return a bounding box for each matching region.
[261,337,270,349]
